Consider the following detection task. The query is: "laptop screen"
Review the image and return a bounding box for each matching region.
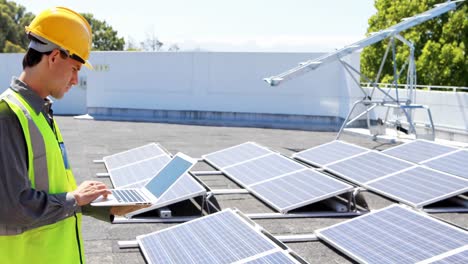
[144,155,194,198]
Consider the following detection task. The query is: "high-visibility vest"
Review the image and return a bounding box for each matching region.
[0,88,84,264]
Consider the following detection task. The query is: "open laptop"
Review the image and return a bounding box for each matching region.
[91,152,197,206]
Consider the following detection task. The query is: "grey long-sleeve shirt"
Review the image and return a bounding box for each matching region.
[0,78,108,233]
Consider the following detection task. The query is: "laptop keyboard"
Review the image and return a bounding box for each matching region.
[112,189,147,203]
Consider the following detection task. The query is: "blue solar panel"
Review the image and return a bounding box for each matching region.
[293,140,369,167]
[103,143,166,170]
[382,140,457,164]
[422,150,468,180]
[366,166,468,208]
[429,248,468,264]
[326,151,413,184]
[316,205,468,264]
[156,173,206,206]
[223,153,304,186]
[203,142,273,169]
[249,169,353,213]
[109,155,171,188]
[137,209,294,264]
[244,251,299,264]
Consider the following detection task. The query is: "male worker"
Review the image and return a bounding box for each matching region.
[0,7,112,264]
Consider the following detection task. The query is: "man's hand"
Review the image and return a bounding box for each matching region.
[71,181,111,206]
[110,205,151,216]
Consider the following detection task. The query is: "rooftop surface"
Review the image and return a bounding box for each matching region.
[57,116,468,264]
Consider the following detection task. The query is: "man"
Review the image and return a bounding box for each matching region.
[0,7,110,264]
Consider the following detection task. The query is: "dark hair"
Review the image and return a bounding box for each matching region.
[22,48,50,69]
[21,34,69,69]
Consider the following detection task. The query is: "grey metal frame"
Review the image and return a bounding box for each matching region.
[264,1,464,140]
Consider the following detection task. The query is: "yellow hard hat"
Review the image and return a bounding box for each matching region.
[25,7,93,69]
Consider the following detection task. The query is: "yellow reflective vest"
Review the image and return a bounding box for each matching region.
[0,89,84,264]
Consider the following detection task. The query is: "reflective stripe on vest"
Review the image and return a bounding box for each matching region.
[4,93,49,192]
[0,93,48,236]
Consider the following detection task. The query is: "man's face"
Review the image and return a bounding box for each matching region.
[48,50,81,99]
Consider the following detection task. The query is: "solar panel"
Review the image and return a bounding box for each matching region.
[109,155,171,188]
[203,142,273,169]
[223,153,304,186]
[103,143,166,170]
[249,169,353,213]
[243,251,300,264]
[155,172,206,206]
[293,140,369,167]
[426,248,468,264]
[325,151,414,185]
[422,150,468,180]
[366,166,468,208]
[137,209,299,264]
[316,205,468,264]
[382,139,458,164]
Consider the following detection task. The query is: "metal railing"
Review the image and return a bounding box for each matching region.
[361,83,468,92]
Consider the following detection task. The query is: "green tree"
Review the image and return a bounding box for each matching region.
[361,0,467,87]
[81,13,125,51]
[0,0,34,52]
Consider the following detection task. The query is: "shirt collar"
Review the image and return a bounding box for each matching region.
[10,77,53,115]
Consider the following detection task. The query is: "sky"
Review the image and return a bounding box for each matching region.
[12,0,377,52]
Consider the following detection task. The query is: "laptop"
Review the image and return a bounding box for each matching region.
[91,152,197,206]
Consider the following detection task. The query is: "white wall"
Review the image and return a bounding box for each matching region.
[1,51,466,131]
[85,51,359,117]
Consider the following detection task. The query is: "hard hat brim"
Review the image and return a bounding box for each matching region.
[84,61,93,70]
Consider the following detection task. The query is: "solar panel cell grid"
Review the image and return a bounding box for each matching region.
[422,150,468,180]
[138,210,280,264]
[110,155,171,188]
[203,142,273,169]
[294,140,368,167]
[103,143,164,170]
[317,205,468,264]
[382,140,457,164]
[223,153,304,186]
[367,167,468,207]
[249,169,352,212]
[326,152,413,184]
[156,173,206,205]
[428,249,468,264]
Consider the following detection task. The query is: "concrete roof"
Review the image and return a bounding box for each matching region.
[56,116,468,264]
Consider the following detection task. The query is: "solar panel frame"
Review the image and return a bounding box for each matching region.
[202,142,274,169]
[422,149,468,180]
[382,139,458,164]
[324,151,414,185]
[293,140,369,167]
[240,250,301,264]
[249,169,354,213]
[365,166,468,208]
[316,204,468,264]
[418,246,468,264]
[137,209,298,264]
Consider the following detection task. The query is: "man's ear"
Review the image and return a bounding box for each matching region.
[47,49,61,67]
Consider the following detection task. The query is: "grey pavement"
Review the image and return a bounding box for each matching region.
[56,116,467,264]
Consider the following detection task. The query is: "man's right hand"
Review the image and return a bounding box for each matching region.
[71,181,111,206]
